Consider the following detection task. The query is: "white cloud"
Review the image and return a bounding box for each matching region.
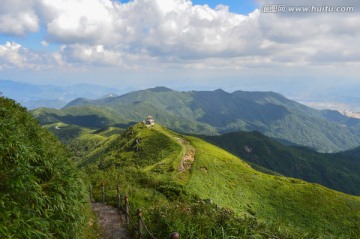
[0,42,27,69]
[0,0,359,71]
[0,0,39,36]
[60,44,124,66]
[41,40,49,47]
[0,41,60,70]
[258,12,360,66]
[40,0,119,44]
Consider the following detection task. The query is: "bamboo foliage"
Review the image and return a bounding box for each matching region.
[0,98,88,239]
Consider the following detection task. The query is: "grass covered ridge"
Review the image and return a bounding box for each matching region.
[73,123,360,238]
[186,137,360,236]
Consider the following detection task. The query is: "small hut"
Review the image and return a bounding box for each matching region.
[144,115,155,126]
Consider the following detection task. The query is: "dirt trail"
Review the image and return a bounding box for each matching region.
[91,202,132,239]
[172,136,195,172]
[157,125,195,172]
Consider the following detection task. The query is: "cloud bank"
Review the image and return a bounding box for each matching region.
[0,0,359,71]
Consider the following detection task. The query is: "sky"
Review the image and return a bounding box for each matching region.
[0,0,359,98]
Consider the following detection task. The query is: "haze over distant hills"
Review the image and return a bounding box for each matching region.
[0,79,124,109]
[291,87,360,113]
[34,86,360,153]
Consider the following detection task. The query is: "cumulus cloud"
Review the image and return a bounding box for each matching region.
[37,0,268,62]
[0,0,359,70]
[0,41,60,70]
[0,0,39,36]
[0,42,27,69]
[39,0,120,45]
[59,44,123,66]
[258,10,360,66]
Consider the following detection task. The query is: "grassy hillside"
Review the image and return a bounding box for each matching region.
[0,98,94,239]
[42,87,360,152]
[200,131,360,196]
[73,122,360,238]
[186,137,360,236]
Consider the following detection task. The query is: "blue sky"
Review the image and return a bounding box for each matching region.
[192,0,256,14]
[0,0,359,102]
[119,0,257,14]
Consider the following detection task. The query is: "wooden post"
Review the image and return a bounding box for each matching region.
[169,232,180,239]
[101,182,105,203]
[117,185,121,210]
[137,208,143,239]
[125,194,130,227]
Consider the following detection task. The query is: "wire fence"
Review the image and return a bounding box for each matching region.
[90,183,180,239]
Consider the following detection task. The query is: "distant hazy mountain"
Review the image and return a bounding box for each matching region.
[0,79,123,109]
[291,86,360,112]
[36,86,360,152]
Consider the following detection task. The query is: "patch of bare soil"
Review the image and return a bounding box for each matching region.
[91,203,132,239]
[172,136,195,172]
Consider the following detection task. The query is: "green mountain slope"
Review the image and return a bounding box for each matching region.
[186,137,360,236]
[199,131,360,196]
[50,87,360,152]
[337,146,360,158]
[0,98,92,238]
[73,123,360,238]
[32,105,130,129]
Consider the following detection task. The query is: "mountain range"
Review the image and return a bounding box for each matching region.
[34,86,360,153]
[8,83,359,237]
[32,86,360,196]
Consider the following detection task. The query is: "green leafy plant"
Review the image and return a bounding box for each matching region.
[0,98,91,238]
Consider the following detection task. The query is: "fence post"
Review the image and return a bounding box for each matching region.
[117,185,122,210]
[169,232,180,239]
[125,194,130,227]
[137,208,143,239]
[101,182,105,203]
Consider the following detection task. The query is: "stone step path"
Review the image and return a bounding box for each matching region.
[91,202,133,239]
